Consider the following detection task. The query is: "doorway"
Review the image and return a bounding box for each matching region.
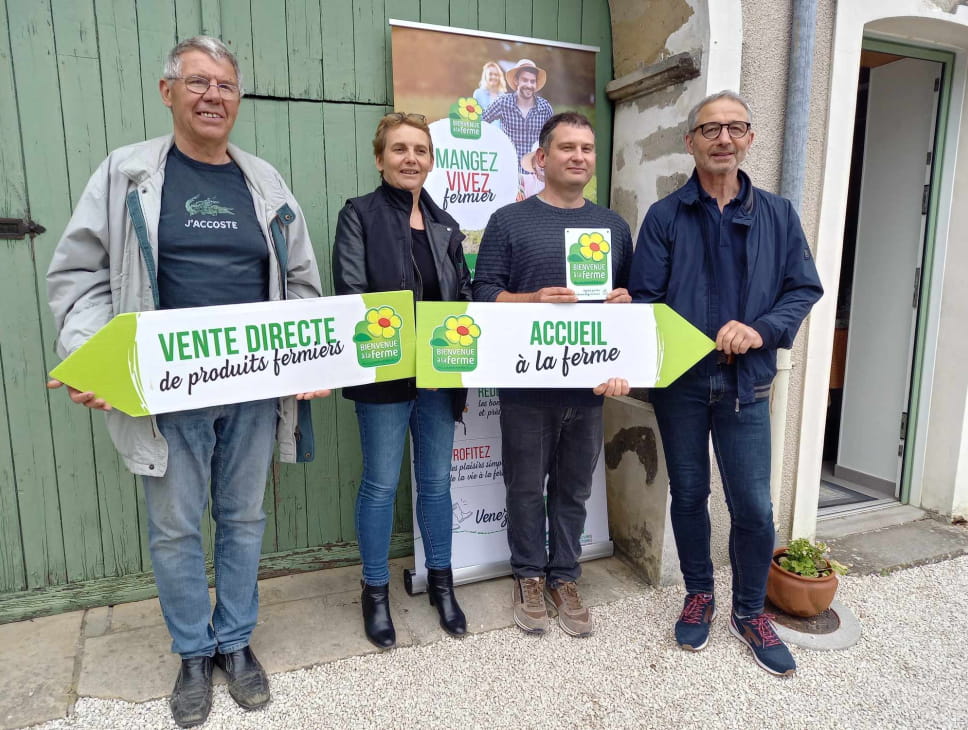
[820,43,947,515]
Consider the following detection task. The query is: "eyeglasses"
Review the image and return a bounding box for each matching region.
[381,112,427,123]
[169,75,241,99]
[692,121,751,139]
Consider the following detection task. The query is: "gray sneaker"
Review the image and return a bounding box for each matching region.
[546,580,594,637]
[512,576,551,634]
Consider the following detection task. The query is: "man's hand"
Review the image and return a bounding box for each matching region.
[604,287,631,304]
[47,379,112,411]
[295,389,331,400]
[593,377,630,397]
[532,287,578,303]
[715,320,763,355]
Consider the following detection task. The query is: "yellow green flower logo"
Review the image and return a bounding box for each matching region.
[567,230,610,286]
[444,315,481,346]
[431,314,480,372]
[366,307,402,338]
[354,305,403,367]
[579,232,610,261]
[456,98,483,122]
[449,98,483,140]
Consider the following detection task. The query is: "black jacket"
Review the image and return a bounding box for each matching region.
[332,180,472,416]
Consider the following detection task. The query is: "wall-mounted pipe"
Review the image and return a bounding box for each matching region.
[772,0,818,533]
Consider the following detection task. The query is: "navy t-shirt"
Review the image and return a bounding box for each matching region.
[157,145,269,309]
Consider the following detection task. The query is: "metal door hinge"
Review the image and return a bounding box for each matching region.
[934,77,941,92]
[900,412,908,440]
[912,267,922,309]
[0,217,46,240]
[922,185,930,215]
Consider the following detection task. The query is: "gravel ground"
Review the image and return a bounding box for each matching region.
[35,556,968,730]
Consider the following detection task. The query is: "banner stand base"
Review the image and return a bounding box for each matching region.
[403,540,614,595]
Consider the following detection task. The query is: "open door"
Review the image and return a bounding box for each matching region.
[822,52,942,508]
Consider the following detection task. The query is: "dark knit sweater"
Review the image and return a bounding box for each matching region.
[472,195,633,407]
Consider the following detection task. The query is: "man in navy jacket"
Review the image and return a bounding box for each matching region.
[630,90,822,676]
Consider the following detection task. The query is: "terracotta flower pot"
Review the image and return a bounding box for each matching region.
[766,547,839,617]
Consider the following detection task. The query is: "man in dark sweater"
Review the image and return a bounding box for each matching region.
[473,113,633,637]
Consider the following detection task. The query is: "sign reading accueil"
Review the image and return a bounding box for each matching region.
[415,301,715,389]
[50,291,416,417]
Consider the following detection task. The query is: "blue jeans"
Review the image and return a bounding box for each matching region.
[142,399,276,658]
[499,402,603,586]
[650,369,774,616]
[354,390,455,586]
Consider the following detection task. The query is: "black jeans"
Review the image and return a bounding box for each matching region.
[499,401,603,586]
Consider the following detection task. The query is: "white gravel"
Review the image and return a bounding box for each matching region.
[35,556,968,730]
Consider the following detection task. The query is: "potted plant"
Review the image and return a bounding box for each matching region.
[766,538,848,617]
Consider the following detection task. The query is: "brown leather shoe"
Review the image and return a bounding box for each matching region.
[214,646,270,710]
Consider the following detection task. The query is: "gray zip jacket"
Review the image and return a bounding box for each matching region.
[47,135,323,476]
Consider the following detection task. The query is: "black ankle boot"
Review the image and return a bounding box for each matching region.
[361,581,396,649]
[427,567,467,636]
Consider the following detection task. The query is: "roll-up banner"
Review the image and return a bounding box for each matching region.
[388,19,607,593]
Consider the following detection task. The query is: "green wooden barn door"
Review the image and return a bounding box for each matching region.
[0,0,613,623]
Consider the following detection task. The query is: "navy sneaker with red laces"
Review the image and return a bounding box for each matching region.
[675,593,716,651]
[729,612,797,676]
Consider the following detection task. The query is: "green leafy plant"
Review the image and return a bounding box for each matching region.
[777,538,849,578]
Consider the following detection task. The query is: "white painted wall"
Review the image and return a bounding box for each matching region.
[794,2,968,534]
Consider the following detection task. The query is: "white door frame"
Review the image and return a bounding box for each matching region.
[792,3,968,537]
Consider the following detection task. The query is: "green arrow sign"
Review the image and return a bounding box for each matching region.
[50,291,416,417]
[415,302,714,389]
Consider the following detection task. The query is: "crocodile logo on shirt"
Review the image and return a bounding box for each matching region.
[185,194,235,216]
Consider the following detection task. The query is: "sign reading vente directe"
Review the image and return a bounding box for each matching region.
[415,302,714,389]
[49,291,416,417]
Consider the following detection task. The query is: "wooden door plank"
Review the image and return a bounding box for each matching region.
[581,0,611,206]
[230,97,257,152]
[0,0,27,593]
[475,0,504,33]
[94,0,148,150]
[6,0,75,589]
[321,102,363,541]
[0,0,26,218]
[320,0,355,101]
[556,0,581,43]
[532,0,558,39]
[420,0,448,25]
[174,0,203,38]
[354,0,387,104]
[252,98,303,550]
[51,0,118,583]
[448,0,475,29]
[251,0,290,97]
[506,0,532,36]
[287,0,324,100]
[136,1,178,140]
[218,0,254,96]
[200,0,221,37]
[0,346,26,592]
[289,101,340,546]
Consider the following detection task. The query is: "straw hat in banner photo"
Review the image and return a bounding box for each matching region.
[505,59,548,91]
[520,142,542,174]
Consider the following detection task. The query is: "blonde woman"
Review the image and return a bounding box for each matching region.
[473,61,506,128]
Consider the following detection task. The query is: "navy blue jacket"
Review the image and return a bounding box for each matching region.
[630,170,823,404]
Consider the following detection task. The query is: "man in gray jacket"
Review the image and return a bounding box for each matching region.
[46,36,325,728]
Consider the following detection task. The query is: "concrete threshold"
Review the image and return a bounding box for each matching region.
[819,507,968,576]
